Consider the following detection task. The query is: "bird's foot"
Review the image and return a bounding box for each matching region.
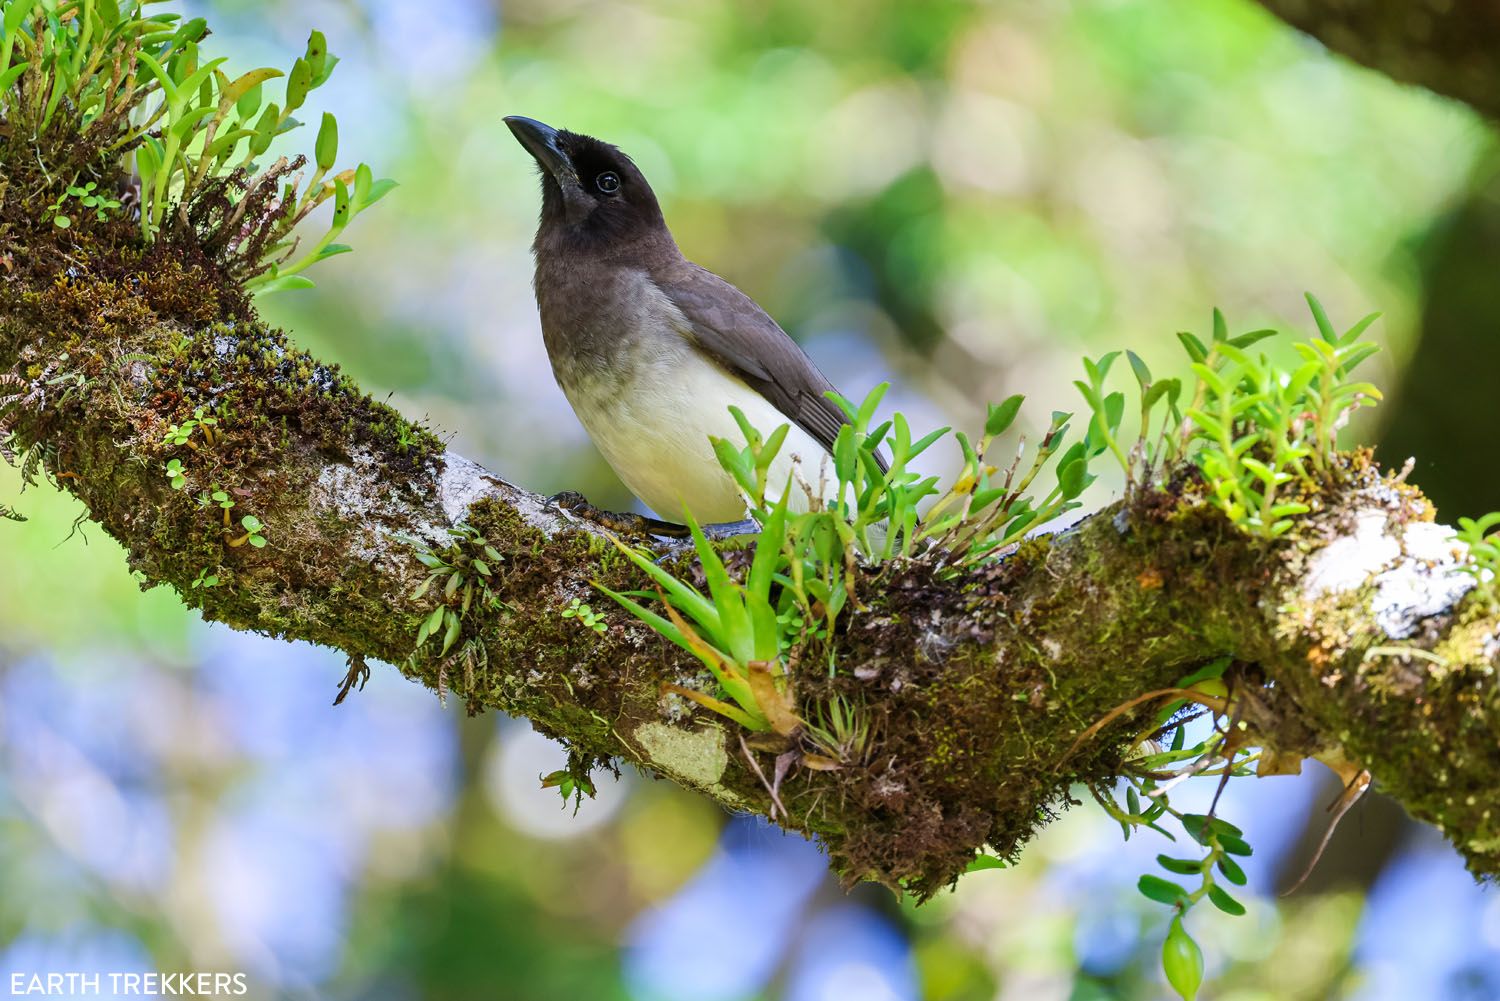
[547,492,762,545]
[547,490,689,540]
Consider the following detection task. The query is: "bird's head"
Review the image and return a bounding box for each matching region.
[504,116,668,253]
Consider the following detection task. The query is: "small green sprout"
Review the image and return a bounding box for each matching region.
[227,515,266,548]
[211,489,235,525]
[540,767,596,808]
[561,597,607,633]
[539,749,603,814]
[162,407,218,448]
[804,694,872,765]
[190,568,220,590]
[44,182,122,230]
[164,458,186,490]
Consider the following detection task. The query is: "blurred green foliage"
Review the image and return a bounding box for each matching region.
[3,0,1499,998]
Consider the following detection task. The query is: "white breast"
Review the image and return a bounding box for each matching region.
[557,278,832,524]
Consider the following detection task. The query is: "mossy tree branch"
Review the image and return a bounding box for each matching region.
[1257,0,1500,119]
[2,217,1497,893]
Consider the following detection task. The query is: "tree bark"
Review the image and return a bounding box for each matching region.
[2,232,1497,896]
[1257,0,1500,119]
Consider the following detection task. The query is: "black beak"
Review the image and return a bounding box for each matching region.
[504,116,577,186]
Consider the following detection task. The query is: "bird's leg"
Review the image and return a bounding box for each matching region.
[700,518,760,542]
[548,492,761,545]
[547,490,689,539]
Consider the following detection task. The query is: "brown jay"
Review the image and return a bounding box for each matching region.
[505,115,876,528]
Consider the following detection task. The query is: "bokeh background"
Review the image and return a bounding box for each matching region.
[3,0,1499,998]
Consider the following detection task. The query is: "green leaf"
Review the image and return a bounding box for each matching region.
[1228,328,1277,350]
[134,50,179,108]
[1173,657,1230,689]
[219,66,282,112]
[304,28,328,78]
[833,425,858,485]
[235,82,265,120]
[594,584,692,661]
[1162,917,1204,1001]
[253,274,316,295]
[1137,874,1188,906]
[747,491,788,602]
[1335,341,1380,376]
[441,607,462,655]
[174,57,228,112]
[985,394,1024,437]
[240,515,263,532]
[1305,292,1338,343]
[607,535,720,637]
[331,177,351,226]
[688,514,751,664]
[760,424,789,471]
[249,102,280,155]
[0,61,27,91]
[1211,307,1228,343]
[1102,390,1125,433]
[965,854,1007,873]
[855,382,889,430]
[4,1,34,37]
[285,56,312,111]
[1219,834,1253,857]
[363,177,398,206]
[1142,379,1174,412]
[1156,855,1204,876]
[248,535,267,548]
[315,111,338,171]
[1340,311,1382,345]
[306,29,339,87]
[907,424,949,460]
[1176,331,1208,364]
[1207,884,1246,916]
[1126,350,1152,387]
[1181,813,1243,845]
[1057,455,1092,500]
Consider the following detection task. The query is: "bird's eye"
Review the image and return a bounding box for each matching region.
[595,171,621,195]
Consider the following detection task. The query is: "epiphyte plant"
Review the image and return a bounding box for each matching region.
[0,1,394,293]
[600,294,1401,998]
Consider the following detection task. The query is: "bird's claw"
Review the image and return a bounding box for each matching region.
[546,492,761,545]
[547,490,689,540]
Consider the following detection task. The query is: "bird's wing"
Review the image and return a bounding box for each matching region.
[655,263,856,460]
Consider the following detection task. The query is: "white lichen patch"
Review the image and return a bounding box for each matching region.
[632,721,740,803]
[310,448,421,559]
[438,451,579,537]
[1305,509,1476,639]
[1304,510,1400,594]
[437,452,505,525]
